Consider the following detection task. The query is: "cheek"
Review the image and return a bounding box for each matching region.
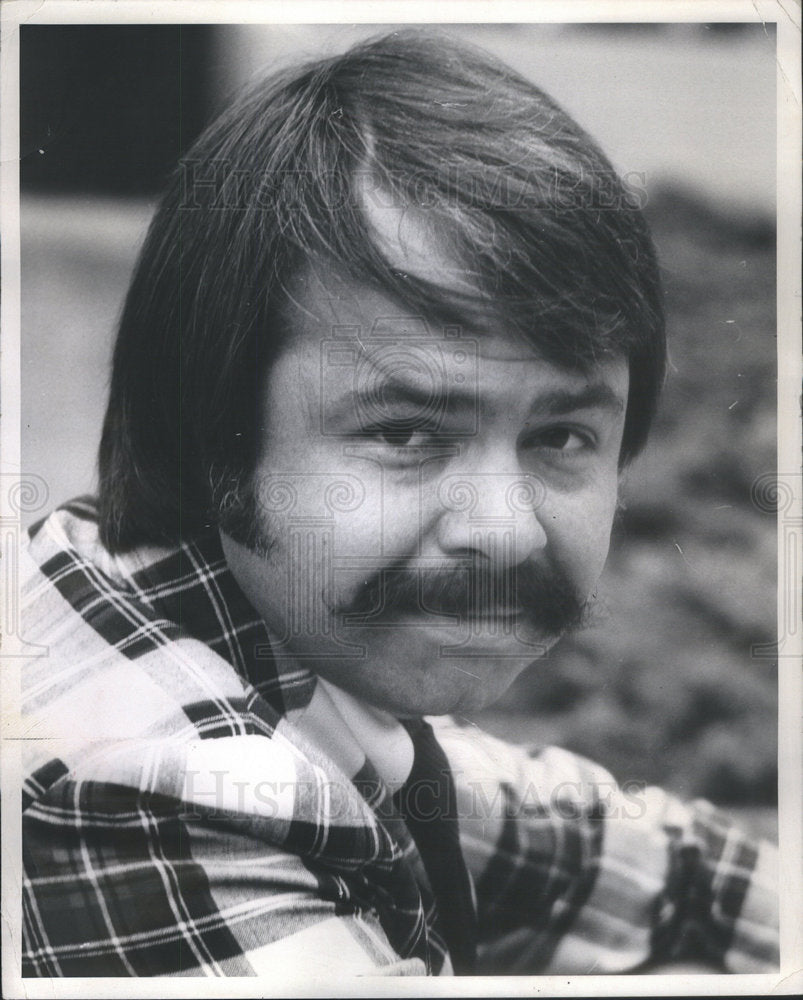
[252,415,429,595]
[545,477,619,593]
[337,488,421,560]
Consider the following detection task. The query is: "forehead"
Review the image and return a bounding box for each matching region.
[279,183,627,375]
[280,181,493,342]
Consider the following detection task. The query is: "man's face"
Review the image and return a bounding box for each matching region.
[223,189,628,715]
[222,238,628,718]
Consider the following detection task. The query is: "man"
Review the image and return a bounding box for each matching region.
[20,31,778,977]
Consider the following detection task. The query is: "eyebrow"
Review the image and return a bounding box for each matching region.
[326,373,625,421]
[359,380,477,413]
[326,375,478,421]
[528,383,626,417]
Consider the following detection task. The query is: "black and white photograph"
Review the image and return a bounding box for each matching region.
[1,1,800,995]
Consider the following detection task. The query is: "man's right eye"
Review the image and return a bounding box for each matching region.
[358,424,428,448]
[346,422,454,467]
[371,428,416,446]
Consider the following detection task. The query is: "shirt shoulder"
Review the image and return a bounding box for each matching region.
[21,501,288,805]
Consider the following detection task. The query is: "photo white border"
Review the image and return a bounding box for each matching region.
[2,1,800,997]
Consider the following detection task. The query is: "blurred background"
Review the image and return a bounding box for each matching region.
[20,23,777,831]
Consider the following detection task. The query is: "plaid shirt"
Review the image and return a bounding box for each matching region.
[20,498,778,977]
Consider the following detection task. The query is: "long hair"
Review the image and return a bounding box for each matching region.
[98,29,665,552]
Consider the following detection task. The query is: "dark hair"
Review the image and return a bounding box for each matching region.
[98,29,665,552]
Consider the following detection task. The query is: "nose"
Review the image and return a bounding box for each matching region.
[434,461,548,568]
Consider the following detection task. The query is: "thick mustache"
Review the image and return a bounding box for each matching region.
[339,559,587,637]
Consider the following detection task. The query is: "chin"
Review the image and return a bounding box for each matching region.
[360,656,534,718]
[307,624,552,717]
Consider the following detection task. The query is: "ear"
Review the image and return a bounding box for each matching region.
[613,468,630,532]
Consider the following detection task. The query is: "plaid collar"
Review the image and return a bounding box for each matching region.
[23,496,448,971]
[95,508,319,714]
